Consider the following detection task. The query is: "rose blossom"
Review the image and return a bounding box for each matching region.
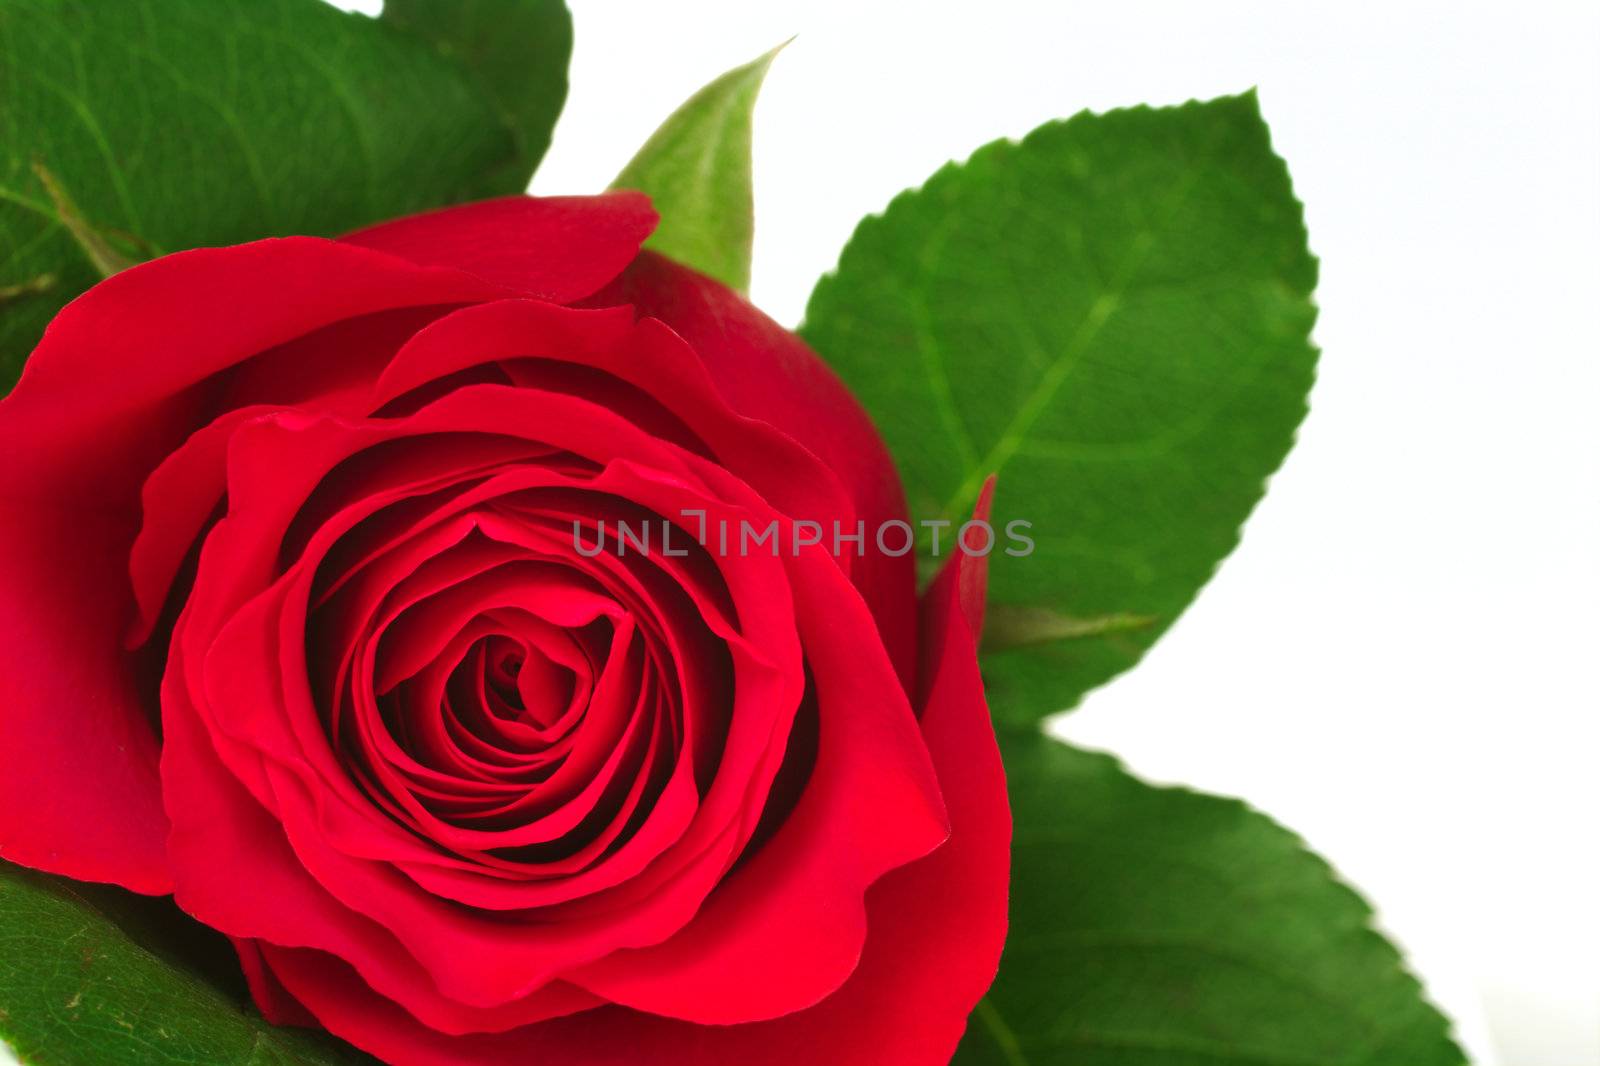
[0,194,1009,1065]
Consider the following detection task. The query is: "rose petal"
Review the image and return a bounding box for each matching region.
[0,241,501,890]
[593,252,918,685]
[341,195,657,303]
[563,545,949,1024]
[245,548,1009,1063]
[0,241,498,505]
[0,505,170,892]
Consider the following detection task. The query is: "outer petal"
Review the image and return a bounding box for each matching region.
[0,505,170,892]
[0,240,494,893]
[0,240,500,504]
[563,541,948,1023]
[255,548,1010,1065]
[592,253,920,685]
[341,194,657,302]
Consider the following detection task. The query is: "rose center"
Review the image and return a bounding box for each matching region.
[475,634,579,731]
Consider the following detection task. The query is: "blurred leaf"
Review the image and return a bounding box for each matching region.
[0,0,571,390]
[611,42,786,292]
[802,94,1319,723]
[380,0,571,192]
[0,861,375,1065]
[28,159,143,276]
[981,604,1155,653]
[953,730,1466,1066]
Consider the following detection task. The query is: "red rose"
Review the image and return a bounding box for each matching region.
[0,195,1009,1066]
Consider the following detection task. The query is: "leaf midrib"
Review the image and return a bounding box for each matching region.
[934,125,1222,524]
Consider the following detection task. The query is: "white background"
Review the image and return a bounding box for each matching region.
[496,2,1599,1062]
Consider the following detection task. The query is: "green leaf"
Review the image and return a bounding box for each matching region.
[956,731,1466,1066]
[0,0,572,391]
[610,43,786,293]
[981,604,1155,654]
[801,93,1319,724]
[29,160,144,277]
[380,0,571,193]
[0,861,376,1065]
